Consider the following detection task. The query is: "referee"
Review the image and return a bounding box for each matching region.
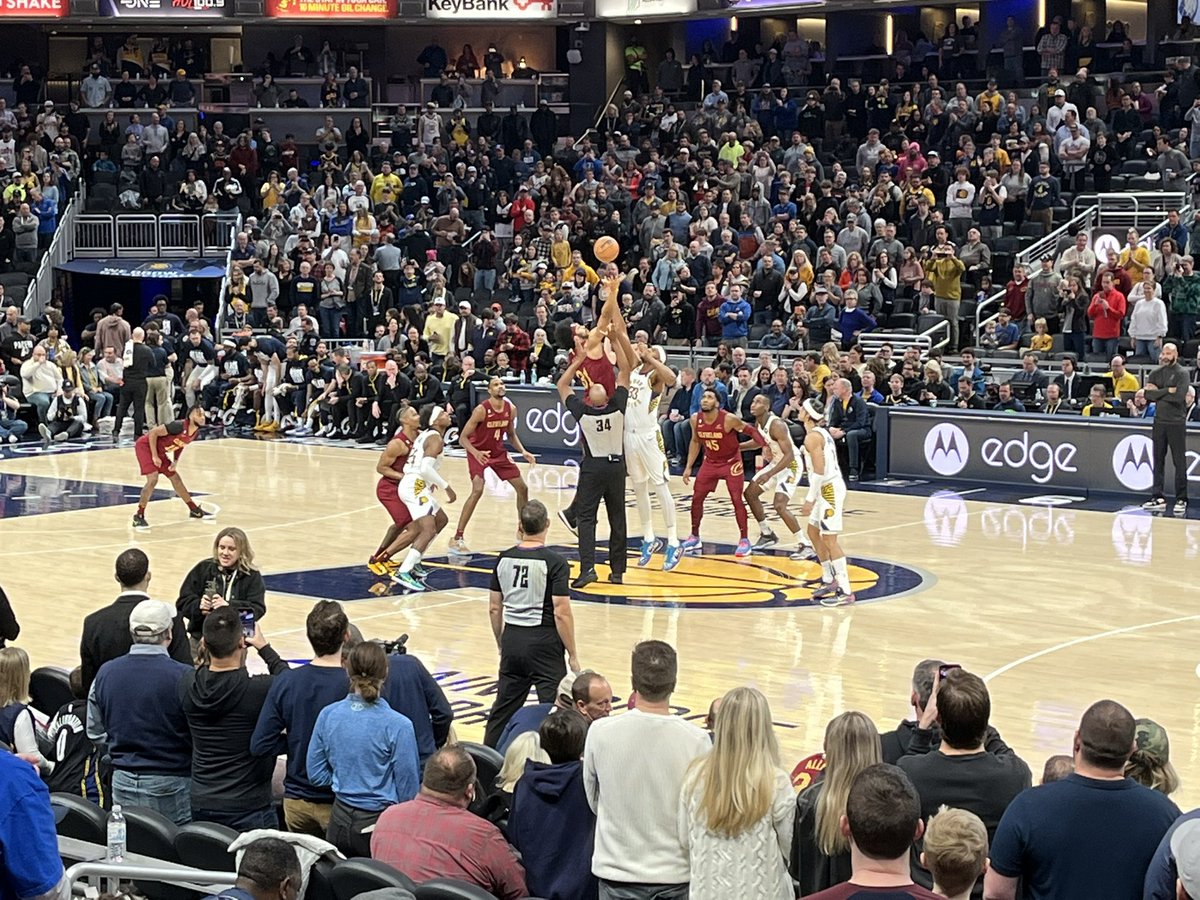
[558,332,635,589]
[1142,340,1190,514]
[483,500,579,748]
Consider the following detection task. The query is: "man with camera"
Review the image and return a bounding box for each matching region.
[927,241,966,352]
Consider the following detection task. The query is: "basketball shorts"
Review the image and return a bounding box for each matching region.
[135,441,174,477]
[625,429,669,485]
[376,477,412,528]
[468,450,521,482]
[399,475,440,520]
[765,461,801,500]
[809,479,846,534]
[693,461,745,497]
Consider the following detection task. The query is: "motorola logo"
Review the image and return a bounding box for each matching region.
[924,423,969,476]
[1112,434,1155,491]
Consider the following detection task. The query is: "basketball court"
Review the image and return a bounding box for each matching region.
[3,435,1198,801]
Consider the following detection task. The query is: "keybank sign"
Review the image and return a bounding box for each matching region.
[890,410,1200,496]
[426,0,557,16]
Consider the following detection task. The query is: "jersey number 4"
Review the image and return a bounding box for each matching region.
[511,565,530,588]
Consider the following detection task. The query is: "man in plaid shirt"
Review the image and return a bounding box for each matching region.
[370,746,527,899]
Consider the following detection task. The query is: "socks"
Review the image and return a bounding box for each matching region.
[453,530,464,541]
[833,556,851,593]
[656,482,678,544]
[187,501,200,512]
[137,505,146,517]
[821,560,834,584]
[398,548,422,575]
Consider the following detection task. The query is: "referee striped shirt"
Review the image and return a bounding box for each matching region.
[566,386,628,459]
[490,546,570,627]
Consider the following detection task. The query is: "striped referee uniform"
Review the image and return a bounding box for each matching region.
[566,386,629,582]
[483,544,571,748]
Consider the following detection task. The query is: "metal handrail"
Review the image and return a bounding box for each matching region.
[574,77,626,151]
[24,185,84,319]
[65,861,235,894]
[1016,206,1096,268]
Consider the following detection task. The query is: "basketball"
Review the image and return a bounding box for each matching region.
[593,235,620,264]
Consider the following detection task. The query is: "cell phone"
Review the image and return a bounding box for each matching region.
[239,609,255,639]
[938,663,961,679]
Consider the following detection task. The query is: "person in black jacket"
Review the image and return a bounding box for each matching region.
[446,355,482,431]
[897,668,1032,895]
[182,607,289,830]
[176,527,267,650]
[80,548,192,692]
[113,326,153,438]
[881,659,943,764]
[0,582,18,649]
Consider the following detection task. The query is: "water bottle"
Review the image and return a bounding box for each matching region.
[107,804,126,863]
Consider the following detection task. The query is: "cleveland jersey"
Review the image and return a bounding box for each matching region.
[625,368,661,434]
[695,409,741,470]
[573,350,617,398]
[469,400,513,456]
[139,420,198,458]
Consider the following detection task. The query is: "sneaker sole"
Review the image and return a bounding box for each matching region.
[557,510,578,536]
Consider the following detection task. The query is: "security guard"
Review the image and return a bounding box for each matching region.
[557,314,637,589]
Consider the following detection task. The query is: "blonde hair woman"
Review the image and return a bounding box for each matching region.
[0,646,53,775]
[176,527,266,647]
[679,686,795,900]
[1125,718,1180,796]
[791,710,881,894]
[496,731,549,795]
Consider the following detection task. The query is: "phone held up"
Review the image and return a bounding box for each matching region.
[239,609,255,639]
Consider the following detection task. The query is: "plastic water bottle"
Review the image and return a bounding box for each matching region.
[106,804,126,862]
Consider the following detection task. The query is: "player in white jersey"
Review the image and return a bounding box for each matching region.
[744,394,810,558]
[624,340,684,571]
[798,398,853,606]
[393,404,457,593]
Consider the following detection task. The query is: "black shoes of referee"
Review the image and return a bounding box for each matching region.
[571,570,623,589]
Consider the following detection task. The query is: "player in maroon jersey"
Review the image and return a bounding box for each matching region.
[680,388,766,558]
[569,263,624,399]
[131,405,209,529]
[449,376,538,554]
[367,406,423,576]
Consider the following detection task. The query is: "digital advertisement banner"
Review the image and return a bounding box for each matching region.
[0,0,66,16]
[425,0,556,17]
[99,0,227,16]
[888,409,1200,497]
[265,0,395,16]
[594,0,694,16]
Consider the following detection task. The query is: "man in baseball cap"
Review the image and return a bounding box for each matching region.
[1167,819,1200,898]
[89,598,194,824]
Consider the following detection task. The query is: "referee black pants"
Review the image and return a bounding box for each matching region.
[483,625,566,748]
[1152,419,1188,502]
[576,458,628,579]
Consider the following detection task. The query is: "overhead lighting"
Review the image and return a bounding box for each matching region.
[886,14,893,55]
[730,15,738,30]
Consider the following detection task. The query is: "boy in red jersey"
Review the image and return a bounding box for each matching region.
[131,405,209,529]
[449,376,538,554]
[368,405,424,576]
[680,388,766,558]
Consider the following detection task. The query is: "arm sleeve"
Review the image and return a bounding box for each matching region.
[13,708,52,774]
[1144,822,1183,900]
[175,561,206,627]
[417,456,449,490]
[240,571,268,621]
[250,677,289,757]
[0,587,20,643]
[305,710,333,786]
[417,659,453,747]
[392,718,421,801]
[0,775,65,900]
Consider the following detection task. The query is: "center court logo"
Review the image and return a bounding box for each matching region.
[924,423,969,476]
[1112,434,1155,491]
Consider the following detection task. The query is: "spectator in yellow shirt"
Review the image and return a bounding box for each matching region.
[369,162,402,207]
[1118,229,1152,280]
[561,250,598,286]
[421,297,458,361]
[1103,354,1140,395]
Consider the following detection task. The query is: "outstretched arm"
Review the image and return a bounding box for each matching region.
[595,273,624,333]
[728,413,766,446]
[557,355,584,402]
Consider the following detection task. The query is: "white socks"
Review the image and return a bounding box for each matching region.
[832,556,851,593]
[399,548,422,575]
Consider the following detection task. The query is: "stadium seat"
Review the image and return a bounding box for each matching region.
[459,742,503,798]
[412,879,495,899]
[51,793,107,844]
[124,806,193,900]
[1120,159,1149,176]
[29,666,73,717]
[748,323,769,342]
[307,856,338,900]
[92,170,119,186]
[1018,222,1045,240]
[329,859,417,900]
[916,313,947,335]
[0,272,30,289]
[174,821,238,872]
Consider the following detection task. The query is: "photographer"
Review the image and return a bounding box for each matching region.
[378,633,454,767]
[927,242,966,351]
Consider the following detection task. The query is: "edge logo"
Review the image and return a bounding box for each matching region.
[1112,434,1155,491]
[524,403,580,447]
[980,432,1078,485]
[924,423,969,476]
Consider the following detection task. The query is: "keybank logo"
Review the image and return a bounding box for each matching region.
[924,423,969,476]
[1112,434,1155,491]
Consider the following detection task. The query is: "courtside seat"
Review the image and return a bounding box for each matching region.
[329,859,417,900]
[173,821,238,872]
